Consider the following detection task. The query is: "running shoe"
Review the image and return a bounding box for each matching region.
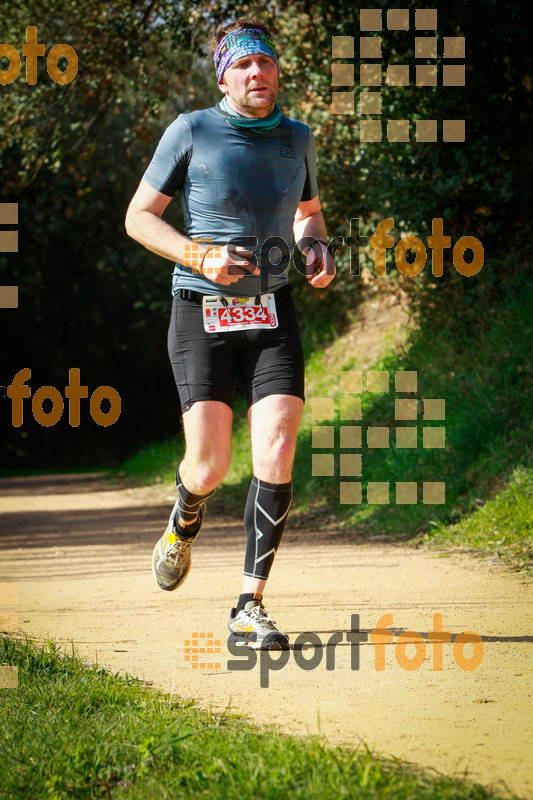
[152,502,205,591]
[227,598,289,650]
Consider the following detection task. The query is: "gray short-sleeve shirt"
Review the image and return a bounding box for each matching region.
[143,102,318,296]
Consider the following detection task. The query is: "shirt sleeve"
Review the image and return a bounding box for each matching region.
[300,127,319,202]
[142,114,193,198]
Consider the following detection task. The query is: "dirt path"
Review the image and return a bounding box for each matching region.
[1,474,532,798]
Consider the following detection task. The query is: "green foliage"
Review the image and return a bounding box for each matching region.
[287,0,532,240]
[121,437,183,484]
[1,0,216,469]
[1,0,532,472]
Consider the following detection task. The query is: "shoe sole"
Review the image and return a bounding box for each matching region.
[248,639,289,651]
[227,630,290,650]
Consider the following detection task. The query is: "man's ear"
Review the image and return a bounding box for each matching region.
[218,77,228,95]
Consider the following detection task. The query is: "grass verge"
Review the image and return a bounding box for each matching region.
[0,637,522,800]
[419,464,533,565]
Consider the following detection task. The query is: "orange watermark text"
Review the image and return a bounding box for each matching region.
[368,218,484,277]
[227,612,484,688]
[0,26,78,85]
[5,368,121,427]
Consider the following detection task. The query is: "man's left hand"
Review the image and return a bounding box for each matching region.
[305,243,336,288]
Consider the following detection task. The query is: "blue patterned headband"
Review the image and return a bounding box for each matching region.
[214,28,278,81]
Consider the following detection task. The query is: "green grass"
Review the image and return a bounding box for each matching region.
[120,438,182,486]
[421,465,533,565]
[0,637,522,800]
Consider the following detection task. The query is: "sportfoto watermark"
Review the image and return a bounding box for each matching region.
[311,369,446,506]
[227,613,484,688]
[365,218,483,277]
[4,368,121,427]
[0,26,78,85]
[332,8,467,143]
[185,217,483,280]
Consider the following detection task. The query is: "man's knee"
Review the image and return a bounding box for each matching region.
[255,434,297,475]
[181,457,230,494]
[198,462,229,492]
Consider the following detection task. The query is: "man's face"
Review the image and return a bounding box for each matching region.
[219,53,279,118]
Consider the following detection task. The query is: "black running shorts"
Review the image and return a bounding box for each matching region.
[167,284,305,412]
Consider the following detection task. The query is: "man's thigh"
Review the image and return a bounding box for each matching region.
[182,400,233,468]
[238,287,305,408]
[168,294,241,411]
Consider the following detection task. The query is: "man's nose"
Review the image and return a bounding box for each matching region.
[248,58,265,76]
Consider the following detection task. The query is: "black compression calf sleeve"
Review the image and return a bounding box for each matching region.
[243,476,292,579]
[175,469,215,525]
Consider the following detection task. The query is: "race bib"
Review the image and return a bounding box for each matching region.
[202,294,278,333]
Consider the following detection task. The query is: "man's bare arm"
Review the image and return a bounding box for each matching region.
[125,178,259,285]
[293,195,327,249]
[293,195,336,288]
[125,179,206,267]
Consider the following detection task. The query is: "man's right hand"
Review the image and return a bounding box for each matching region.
[201,243,260,286]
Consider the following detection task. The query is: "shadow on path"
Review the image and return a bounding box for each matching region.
[0,473,244,551]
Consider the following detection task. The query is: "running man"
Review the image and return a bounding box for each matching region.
[125,18,335,649]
